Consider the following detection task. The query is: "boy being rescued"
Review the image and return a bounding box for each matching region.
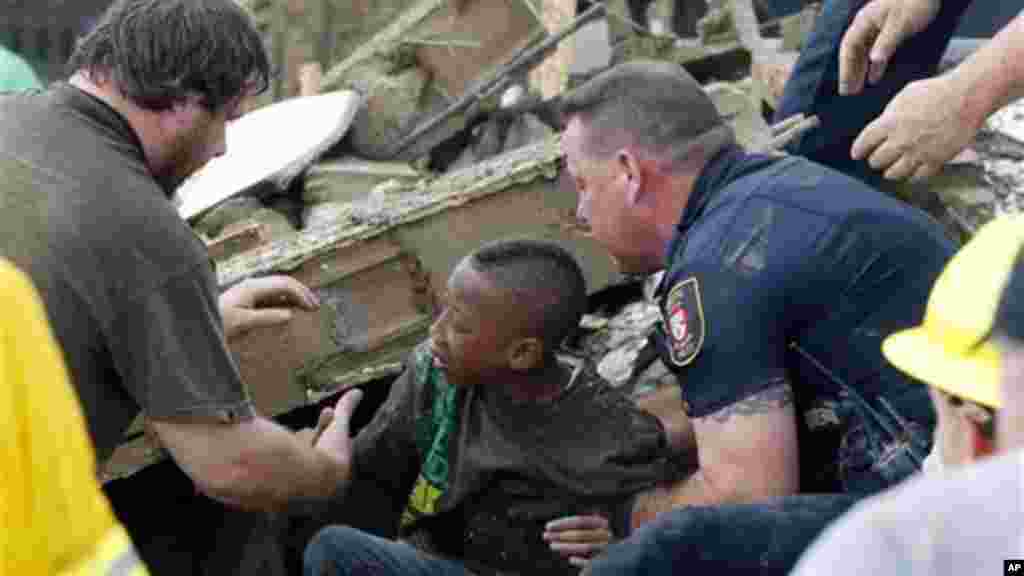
[303,238,688,575]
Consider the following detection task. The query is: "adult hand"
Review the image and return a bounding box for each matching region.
[543,515,613,568]
[219,275,319,339]
[314,388,364,473]
[839,0,940,95]
[851,74,979,182]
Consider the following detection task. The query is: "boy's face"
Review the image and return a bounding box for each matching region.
[429,260,531,388]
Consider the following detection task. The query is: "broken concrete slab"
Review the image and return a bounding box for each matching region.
[302,201,353,230]
[304,157,421,205]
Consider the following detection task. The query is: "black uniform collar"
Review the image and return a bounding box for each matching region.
[676,143,749,236]
[662,144,748,271]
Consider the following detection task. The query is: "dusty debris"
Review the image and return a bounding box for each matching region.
[319,0,550,162]
[585,300,662,387]
[134,0,1023,491]
[304,157,421,205]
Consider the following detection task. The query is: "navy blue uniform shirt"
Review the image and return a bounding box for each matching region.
[654,145,956,491]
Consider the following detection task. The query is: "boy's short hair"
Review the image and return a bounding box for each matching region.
[468,239,587,352]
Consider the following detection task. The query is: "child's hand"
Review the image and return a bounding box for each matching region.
[542,515,613,568]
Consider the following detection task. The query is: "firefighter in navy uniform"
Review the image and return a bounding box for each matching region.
[559,60,958,575]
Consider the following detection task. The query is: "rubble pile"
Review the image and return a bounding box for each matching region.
[105,0,1024,484]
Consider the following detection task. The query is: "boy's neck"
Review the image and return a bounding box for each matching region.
[500,359,571,404]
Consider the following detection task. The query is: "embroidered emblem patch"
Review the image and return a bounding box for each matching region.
[662,277,704,367]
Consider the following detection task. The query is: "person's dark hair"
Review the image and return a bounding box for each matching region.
[469,239,587,354]
[67,0,270,111]
[559,60,734,169]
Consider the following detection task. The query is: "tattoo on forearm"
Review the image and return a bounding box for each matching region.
[709,383,793,424]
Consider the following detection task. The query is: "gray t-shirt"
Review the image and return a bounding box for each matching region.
[0,83,253,461]
[791,449,1024,575]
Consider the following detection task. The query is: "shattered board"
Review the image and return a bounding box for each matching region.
[214,134,567,287]
[175,90,361,221]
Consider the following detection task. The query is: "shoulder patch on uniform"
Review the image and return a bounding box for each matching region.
[662,277,705,368]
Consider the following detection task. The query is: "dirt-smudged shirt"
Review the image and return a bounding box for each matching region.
[335,344,681,576]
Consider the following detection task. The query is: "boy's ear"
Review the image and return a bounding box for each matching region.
[507,338,544,372]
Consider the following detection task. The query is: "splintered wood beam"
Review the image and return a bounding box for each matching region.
[529,0,576,99]
[730,0,769,54]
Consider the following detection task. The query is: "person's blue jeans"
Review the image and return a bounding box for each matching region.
[774,0,975,188]
[585,494,861,576]
[304,526,470,576]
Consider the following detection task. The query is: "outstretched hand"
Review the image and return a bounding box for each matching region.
[314,388,364,472]
[838,0,940,95]
[543,515,613,568]
[851,74,980,182]
[219,275,319,339]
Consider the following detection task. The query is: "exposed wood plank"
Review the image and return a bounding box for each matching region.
[529,0,575,99]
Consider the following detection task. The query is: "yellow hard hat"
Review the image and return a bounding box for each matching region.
[882,214,1024,408]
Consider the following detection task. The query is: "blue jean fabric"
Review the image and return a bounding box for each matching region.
[304,526,470,576]
[774,0,975,188]
[832,379,932,494]
[585,494,861,576]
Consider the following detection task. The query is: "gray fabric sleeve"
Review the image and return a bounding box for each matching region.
[106,264,254,423]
